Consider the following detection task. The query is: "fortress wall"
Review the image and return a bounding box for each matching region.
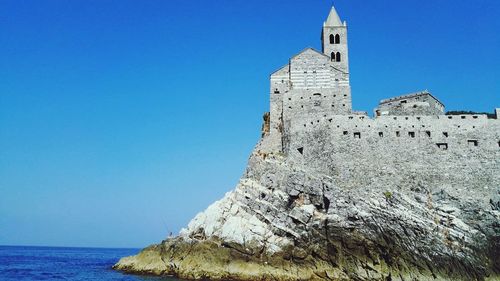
[282,87,352,120]
[281,114,500,198]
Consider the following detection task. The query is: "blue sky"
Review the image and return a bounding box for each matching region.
[0,0,498,248]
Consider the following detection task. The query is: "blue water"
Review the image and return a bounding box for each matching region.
[0,246,182,281]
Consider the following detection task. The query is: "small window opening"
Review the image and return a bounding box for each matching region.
[437,143,448,150]
[401,100,407,104]
[343,131,348,135]
[461,116,466,119]
[331,52,335,61]
[329,34,335,44]
[425,131,431,137]
[335,34,340,44]
[261,193,266,199]
[473,116,478,119]
[467,140,478,147]
[396,131,400,137]
[297,147,304,155]
[443,132,449,137]
[409,132,416,138]
[379,132,384,137]
[354,132,361,139]
[274,89,280,94]
[448,116,453,119]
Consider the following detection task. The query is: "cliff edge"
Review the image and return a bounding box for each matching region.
[114,134,500,280]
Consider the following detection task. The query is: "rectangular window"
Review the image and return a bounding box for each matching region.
[343,131,348,135]
[396,131,400,137]
[437,143,448,150]
[467,140,478,147]
[408,132,415,138]
[379,132,384,137]
[354,132,361,139]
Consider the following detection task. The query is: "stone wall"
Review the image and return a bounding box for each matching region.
[282,113,500,193]
[376,92,445,116]
[268,48,351,152]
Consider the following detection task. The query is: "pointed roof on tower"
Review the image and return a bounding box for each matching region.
[324,5,343,26]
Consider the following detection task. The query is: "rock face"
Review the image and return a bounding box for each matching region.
[114,135,500,280]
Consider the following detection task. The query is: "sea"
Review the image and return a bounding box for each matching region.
[0,246,182,281]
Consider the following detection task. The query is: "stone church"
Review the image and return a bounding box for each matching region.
[263,5,499,156]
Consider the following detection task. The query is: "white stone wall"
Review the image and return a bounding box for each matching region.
[290,49,335,89]
[377,92,445,116]
[268,48,352,152]
[282,114,500,192]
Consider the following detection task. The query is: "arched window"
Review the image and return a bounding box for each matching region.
[329,34,335,44]
[331,52,336,61]
[335,34,340,44]
[336,52,341,62]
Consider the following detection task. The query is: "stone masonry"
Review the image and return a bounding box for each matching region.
[264,5,500,160]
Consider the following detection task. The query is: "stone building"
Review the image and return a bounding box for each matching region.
[263,4,500,158]
[375,90,445,116]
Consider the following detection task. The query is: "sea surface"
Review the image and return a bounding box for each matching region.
[0,246,182,281]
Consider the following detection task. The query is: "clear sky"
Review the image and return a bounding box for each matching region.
[0,0,499,248]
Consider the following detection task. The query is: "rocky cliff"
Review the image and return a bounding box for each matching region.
[114,124,500,280]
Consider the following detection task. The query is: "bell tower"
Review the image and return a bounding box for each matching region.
[322,5,349,73]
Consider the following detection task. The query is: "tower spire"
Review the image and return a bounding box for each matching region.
[324,5,343,26]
